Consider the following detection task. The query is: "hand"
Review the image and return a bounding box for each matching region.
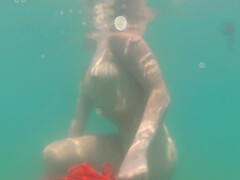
[118,149,148,180]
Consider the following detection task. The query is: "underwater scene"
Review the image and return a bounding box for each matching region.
[0,0,239,179]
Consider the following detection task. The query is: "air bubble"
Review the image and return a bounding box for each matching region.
[21,0,27,3]
[199,62,206,69]
[60,10,64,15]
[14,0,19,3]
[114,16,128,31]
[95,108,102,115]
[41,54,46,59]
[69,9,73,13]
[78,10,82,14]
[82,21,86,26]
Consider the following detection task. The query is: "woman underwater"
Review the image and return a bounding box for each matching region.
[43,0,177,179]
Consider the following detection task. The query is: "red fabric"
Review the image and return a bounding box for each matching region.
[41,162,116,180]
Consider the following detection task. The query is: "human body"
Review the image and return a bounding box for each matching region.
[43,1,177,179]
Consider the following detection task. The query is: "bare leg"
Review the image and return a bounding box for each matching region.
[43,126,176,179]
[43,134,124,178]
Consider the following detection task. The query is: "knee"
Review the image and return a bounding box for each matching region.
[43,139,69,166]
[43,143,60,166]
[42,138,84,166]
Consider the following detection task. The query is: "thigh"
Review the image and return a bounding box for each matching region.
[43,134,124,176]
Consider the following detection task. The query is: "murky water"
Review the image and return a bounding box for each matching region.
[0,0,239,179]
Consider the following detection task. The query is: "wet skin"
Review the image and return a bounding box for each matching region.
[43,31,177,180]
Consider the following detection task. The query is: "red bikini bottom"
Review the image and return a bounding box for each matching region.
[40,162,116,180]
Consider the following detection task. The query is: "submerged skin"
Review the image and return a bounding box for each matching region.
[43,31,177,180]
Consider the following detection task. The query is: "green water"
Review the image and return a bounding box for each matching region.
[0,0,239,179]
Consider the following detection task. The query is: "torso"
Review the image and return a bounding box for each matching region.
[82,34,147,143]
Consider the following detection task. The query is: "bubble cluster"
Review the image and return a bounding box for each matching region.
[114,16,128,31]
[58,9,83,17]
[14,0,27,3]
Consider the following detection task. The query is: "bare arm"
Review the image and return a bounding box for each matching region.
[111,35,169,152]
[109,35,169,177]
[68,83,93,137]
[125,38,170,153]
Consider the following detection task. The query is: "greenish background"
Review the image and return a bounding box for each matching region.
[0,0,239,179]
